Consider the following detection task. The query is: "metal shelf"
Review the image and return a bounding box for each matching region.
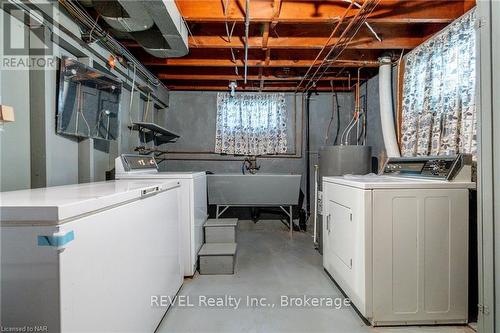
[129,121,180,145]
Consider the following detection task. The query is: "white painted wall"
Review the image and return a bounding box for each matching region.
[0,10,31,191]
[0,2,167,191]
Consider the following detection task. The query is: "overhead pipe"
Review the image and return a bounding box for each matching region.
[378,56,401,157]
[244,0,250,84]
[302,0,380,93]
[341,0,382,42]
[313,164,319,245]
[295,2,353,92]
[341,68,362,145]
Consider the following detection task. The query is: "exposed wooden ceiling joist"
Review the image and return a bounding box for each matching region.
[184,34,424,50]
[112,0,476,91]
[157,74,364,81]
[151,65,375,77]
[142,58,380,68]
[175,0,471,24]
[164,85,353,92]
[123,22,444,50]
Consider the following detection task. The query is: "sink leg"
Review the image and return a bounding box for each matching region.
[216,205,230,219]
[280,205,294,239]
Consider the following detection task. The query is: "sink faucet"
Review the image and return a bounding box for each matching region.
[242,156,260,175]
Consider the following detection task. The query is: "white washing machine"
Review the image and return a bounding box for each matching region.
[115,154,207,276]
[322,154,475,326]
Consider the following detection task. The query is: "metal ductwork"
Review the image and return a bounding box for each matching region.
[135,0,188,58]
[92,1,154,32]
[84,0,189,58]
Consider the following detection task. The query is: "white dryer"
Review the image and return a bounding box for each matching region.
[116,154,207,276]
[322,154,475,326]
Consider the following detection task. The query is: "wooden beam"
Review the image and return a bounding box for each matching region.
[264,48,271,66]
[165,85,353,92]
[122,21,443,51]
[258,67,264,91]
[271,0,282,27]
[262,22,270,49]
[143,58,380,68]
[121,35,425,50]
[463,0,476,11]
[157,74,362,81]
[175,0,470,24]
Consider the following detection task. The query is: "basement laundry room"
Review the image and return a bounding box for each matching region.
[0,1,499,333]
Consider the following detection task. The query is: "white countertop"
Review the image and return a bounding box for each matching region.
[0,180,180,223]
[323,174,476,190]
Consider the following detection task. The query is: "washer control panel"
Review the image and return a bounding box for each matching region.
[121,154,158,171]
[382,154,470,180]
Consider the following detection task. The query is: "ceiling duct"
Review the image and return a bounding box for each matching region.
[89,1,154,32]
[137,0,188,58]
[87,0,189,58]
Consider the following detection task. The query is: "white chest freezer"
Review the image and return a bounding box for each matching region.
[322,155,475,326]
[1,180,183,333]
[115,154,208,276]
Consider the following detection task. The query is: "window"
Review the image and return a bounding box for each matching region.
[215,93,288,155]
[400,8,476,159]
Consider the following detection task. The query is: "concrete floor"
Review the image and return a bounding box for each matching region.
[157,220,474,333]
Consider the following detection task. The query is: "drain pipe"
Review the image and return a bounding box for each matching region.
[378,56,401,157]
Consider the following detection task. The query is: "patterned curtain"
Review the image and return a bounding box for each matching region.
[215,93,288,155]
[400,8,476,159]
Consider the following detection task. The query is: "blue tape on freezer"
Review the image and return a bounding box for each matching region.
[38,231,75,247]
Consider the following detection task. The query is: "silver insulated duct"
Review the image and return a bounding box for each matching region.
[132,0,188,58]
[85,0,189,58]
[91,1,154,32]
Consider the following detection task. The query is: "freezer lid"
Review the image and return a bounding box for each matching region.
[116,171,206,180]
[0,180,180,224]
[323,175,476,190]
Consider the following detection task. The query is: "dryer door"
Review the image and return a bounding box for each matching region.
[329,201,353,270]
[321,181,371,318]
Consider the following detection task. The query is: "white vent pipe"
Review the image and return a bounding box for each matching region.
[378,56,401,157]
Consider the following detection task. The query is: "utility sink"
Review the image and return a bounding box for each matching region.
[207,174,302,206]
